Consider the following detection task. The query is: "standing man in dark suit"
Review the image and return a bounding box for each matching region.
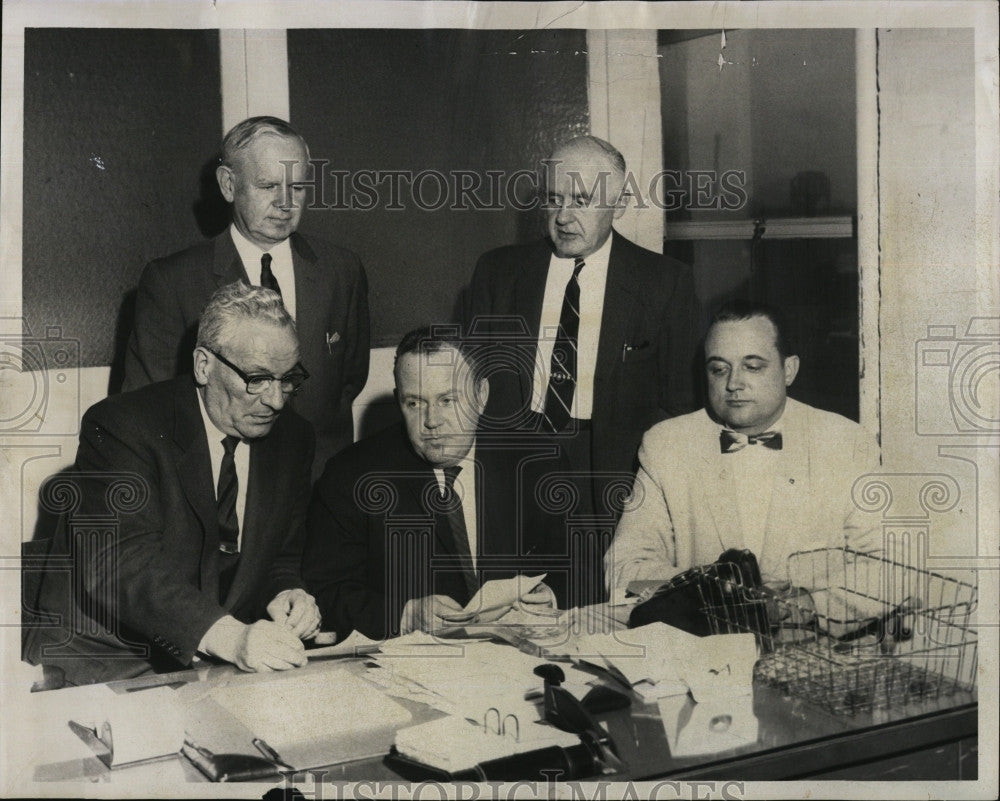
[468,135,700,518]
[303,328,569,641]
[124,116,370,476]
[25,283,321,686]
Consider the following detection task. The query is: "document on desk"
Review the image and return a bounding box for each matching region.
[197,668,411,769]
[305,629,381,659]
[659,694,758,756]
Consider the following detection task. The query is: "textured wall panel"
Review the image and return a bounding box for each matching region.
[288,29,589,346]
[23,28,222,372]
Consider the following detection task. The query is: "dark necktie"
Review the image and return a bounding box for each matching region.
[442,465,479,603]
[720,430,783,454]
[260,252,281,296]
[217,435,240,602]
[542,257,585,433]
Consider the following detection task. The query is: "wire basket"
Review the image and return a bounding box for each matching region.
[697,547,978,716]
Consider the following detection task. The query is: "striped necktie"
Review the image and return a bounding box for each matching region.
[542,257,585,433]
[217,435,240,602]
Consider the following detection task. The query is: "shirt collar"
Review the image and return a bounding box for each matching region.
[229,224,293,267]
[719,406,786,437]
[196,386,235,447]
[550,230,614,273]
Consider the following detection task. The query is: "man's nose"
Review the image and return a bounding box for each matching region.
[726,369,746,392]
[555,203,575,225]
[424,405,444,429]
[260,380,288,411]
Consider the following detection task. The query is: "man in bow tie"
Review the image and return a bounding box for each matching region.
[123,116,370,478]
[604,301,881,595]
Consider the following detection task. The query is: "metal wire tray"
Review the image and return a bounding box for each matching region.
[697,548,978,716]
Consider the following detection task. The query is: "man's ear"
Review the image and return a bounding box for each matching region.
[783,355,801,386]
[192,347,211,387]
[474,377,490,412]
[216,164,236,203]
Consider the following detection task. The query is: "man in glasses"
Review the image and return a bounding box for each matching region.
[24,282,320,686]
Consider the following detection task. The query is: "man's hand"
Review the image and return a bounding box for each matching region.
[266,588,321,639]
[199,616,307,672]
[516,582,558,613]
[399,594,465,634]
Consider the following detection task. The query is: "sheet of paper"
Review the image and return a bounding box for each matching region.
[460,573,547,615]
[306,629,381,659]
[681,633,758,702]
[659,694,758,756]
[207,668,411,753]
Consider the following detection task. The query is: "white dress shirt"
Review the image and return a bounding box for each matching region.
[530,235,612,419]
[432,445,479,569]
[230,224,297,320]
[197,389,250,550]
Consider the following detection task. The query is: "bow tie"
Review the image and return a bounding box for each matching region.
[720,430,783,453]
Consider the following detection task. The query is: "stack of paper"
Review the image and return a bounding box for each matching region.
[394,715,580,773]
[573,623,757,702]
[366,634,595,724]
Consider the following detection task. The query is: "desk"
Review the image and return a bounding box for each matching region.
[25,606,978,784]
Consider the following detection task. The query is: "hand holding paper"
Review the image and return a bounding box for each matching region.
[439,574,549,623]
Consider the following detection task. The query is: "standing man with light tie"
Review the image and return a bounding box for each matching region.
[468,135,700,521]
[124,116,370,476]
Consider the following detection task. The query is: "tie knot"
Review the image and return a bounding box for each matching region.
[720,429,782,453]
[222,435,240,456]
[443,464,462,490]
[572,257,585,278]
[261,252,273,269]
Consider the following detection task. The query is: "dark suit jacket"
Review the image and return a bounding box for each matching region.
[303,424,575,640]
[123,230,369,476]
[23,377,315,686]
[467,231,700,483]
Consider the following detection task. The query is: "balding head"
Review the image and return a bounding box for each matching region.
[543,136,628,258]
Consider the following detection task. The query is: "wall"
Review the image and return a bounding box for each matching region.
[287,28,589,346]
[875,28,996,565]
[22,28,223,373]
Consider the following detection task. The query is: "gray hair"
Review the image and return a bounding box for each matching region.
[220,116,308,168]
[196,281,295,352]
[551,135,627,177]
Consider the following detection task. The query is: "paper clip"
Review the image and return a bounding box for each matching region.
[483,708,520,741]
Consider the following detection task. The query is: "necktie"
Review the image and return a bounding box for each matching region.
[442,465,479,603]
[260,252,281,296]
[542,258,585,433]
[720,430,783,453]
[217,435,240,602]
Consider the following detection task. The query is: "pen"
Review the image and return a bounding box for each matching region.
[252,737,295,772]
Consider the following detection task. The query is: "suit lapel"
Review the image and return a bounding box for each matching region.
[172,382,218,591]
[213,230,250,287]
[226,434,275,606]
[290,231,320,331]
[511,242,552,406]
[760,400,809,571]
[593,232,643,415]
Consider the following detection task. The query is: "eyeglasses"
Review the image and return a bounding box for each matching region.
[208,349,310,395]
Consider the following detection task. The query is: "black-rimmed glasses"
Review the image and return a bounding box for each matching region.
[208,349,310,395]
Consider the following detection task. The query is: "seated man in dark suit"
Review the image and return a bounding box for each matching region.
[605,301,881,596]
[304,327,572,640]
[24,282,321,686]
[123,115,370,477]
